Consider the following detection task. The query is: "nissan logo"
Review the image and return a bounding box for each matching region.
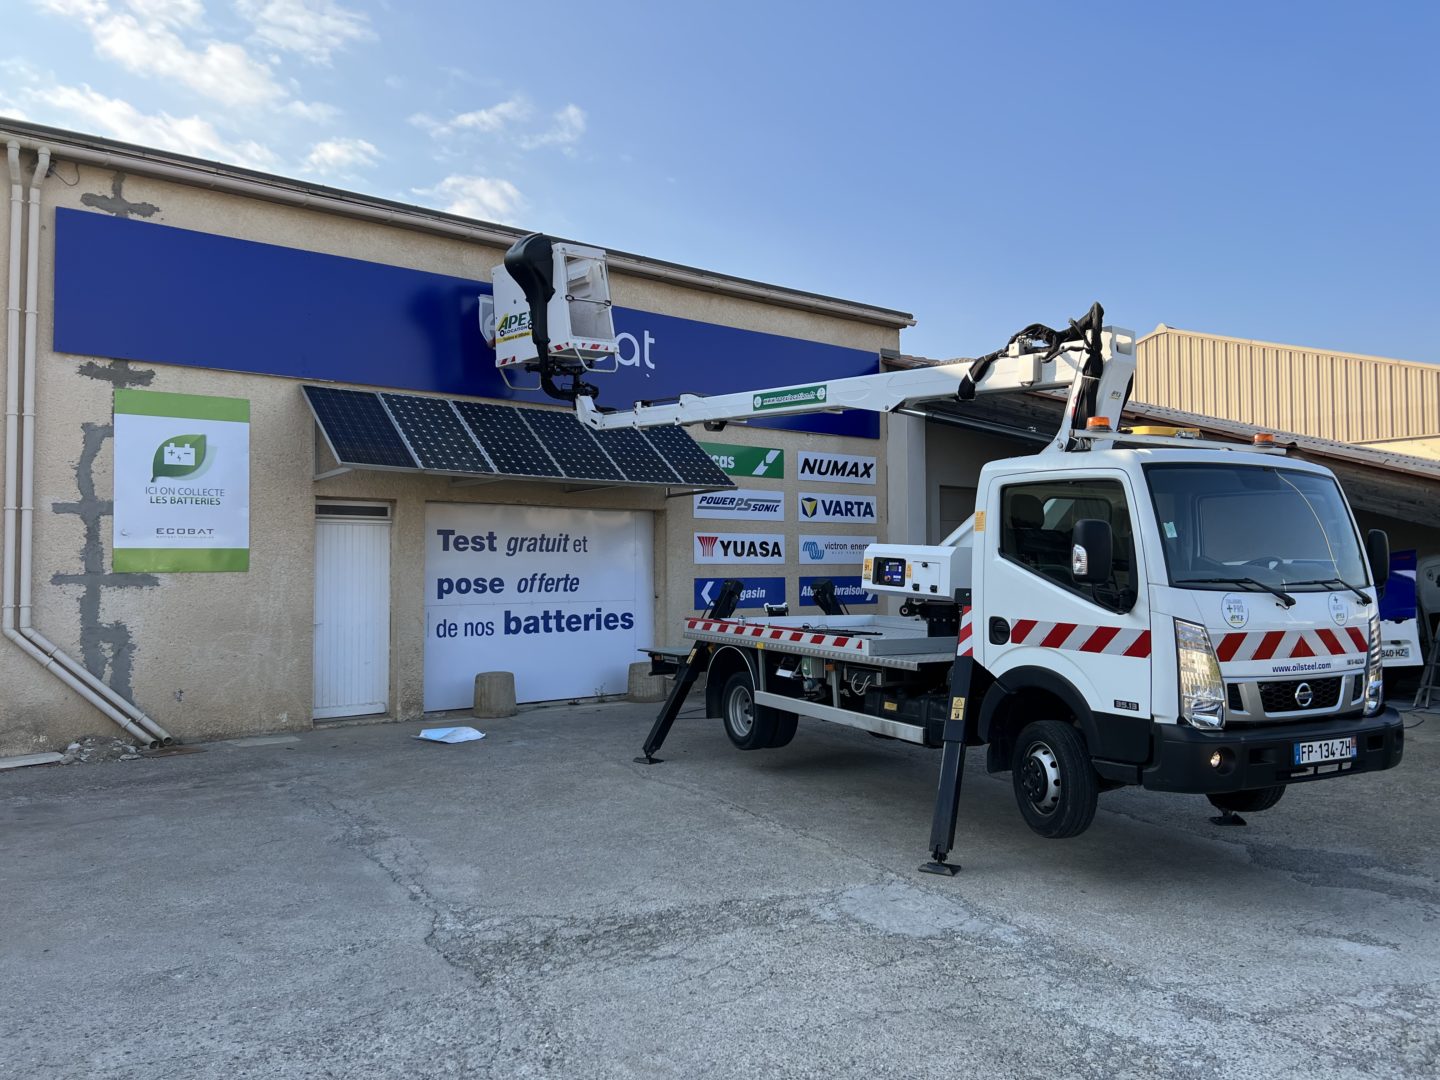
[1294,682,1314,707]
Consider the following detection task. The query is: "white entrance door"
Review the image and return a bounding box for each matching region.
[314,505,391,719]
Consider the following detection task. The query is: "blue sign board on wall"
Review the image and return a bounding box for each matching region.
[799,576,878,607]
[693,577,786,611]
[52,209,878,438]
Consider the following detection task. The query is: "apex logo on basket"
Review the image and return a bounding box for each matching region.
[798,450,877,484]
[798,492,877,522]
[693,533,785,564]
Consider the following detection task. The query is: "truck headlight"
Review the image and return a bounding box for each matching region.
[1364,615,1384,717]
[1176,619,1225,729]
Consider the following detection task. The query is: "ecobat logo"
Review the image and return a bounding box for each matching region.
[152,434,208,482]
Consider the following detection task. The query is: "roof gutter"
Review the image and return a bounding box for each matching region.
[0,121,915,331]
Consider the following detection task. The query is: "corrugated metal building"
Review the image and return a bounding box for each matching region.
[1135,326,1440,459]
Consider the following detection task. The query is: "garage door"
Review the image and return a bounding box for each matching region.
[423,504,654,710]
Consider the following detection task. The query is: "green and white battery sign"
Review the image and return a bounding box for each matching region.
[112,390,250,572]
[753,384,827,411]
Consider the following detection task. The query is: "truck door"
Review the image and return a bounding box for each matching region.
[980,473,1152,758]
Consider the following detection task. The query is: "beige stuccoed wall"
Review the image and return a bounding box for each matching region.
[0,154,900,753]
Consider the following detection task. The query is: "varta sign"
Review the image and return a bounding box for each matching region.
[798,450,877,485]
[798,492,878,522]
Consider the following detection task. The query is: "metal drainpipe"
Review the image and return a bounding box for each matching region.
[0,143,171,747]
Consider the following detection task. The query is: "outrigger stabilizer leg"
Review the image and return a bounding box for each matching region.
[634,579,744,765]
[920,654,990,876]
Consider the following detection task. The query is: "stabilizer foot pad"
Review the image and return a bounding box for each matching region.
[633,755,663,765]
[1210,812,1247,827]
[919,860,962,876]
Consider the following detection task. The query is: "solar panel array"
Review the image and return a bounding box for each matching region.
[303,385,732,489]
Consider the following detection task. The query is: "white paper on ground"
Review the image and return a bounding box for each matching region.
[414,727,486,744]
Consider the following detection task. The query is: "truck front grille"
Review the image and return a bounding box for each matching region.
[1257,676,1342,713]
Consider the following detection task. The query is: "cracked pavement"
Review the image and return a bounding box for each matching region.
[3,702,1437,1078]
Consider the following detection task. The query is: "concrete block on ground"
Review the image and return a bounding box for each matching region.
[627,661,670,703]
[474,672,517,718]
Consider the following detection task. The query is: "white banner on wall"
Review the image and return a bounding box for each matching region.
[692,489,784,521]
[423,504,654,710]
[692,532,785,564]
[112,389,250,572]
[798,450,877,484]
[798,534,877,565]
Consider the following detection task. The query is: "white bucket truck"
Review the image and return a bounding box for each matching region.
[494,235,1405,874]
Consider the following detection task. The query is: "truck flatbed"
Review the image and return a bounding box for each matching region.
[683,615,955,670]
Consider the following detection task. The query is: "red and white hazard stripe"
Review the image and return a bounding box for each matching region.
[956,606,974,658]
[685,617,867,652]
[1009,619,1152,658]
[1214,625,1367,663]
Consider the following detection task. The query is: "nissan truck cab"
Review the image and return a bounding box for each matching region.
[961,444,1404,835]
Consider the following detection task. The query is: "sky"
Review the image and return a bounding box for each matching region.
[3,0,1437,363]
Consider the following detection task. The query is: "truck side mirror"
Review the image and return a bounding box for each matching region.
[1071,519,1113,584]
[1366,529,1390,594]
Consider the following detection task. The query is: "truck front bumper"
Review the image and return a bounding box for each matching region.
[1142,708,1404,794]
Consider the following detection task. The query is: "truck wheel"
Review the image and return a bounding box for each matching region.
[1206,786,1285,814]
[720,670,775,750]
[1011,720,1099,839]
[768,713,798,748]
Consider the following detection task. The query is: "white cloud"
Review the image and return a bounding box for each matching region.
[412,175,524,224]
[281,98,339,122]
[32,84,279,170]
[410,98,587,154]
[35,0,109,16]
[519,103,586,151]
[123,0,202,26]
[32,0,336,116]
[93,13,285,107]
[304,135,378,174]
[236,0,374,64]
[410,96,533,138]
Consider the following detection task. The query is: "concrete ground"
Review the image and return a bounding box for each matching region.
[3,701,1438,1080]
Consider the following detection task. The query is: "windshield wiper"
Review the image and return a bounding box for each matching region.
[1180,576,1296,608]
[1286,577,1372,604]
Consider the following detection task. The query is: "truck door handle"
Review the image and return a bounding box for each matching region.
[989,617,1010,645]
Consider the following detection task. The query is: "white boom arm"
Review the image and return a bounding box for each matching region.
[574,324,1136,453]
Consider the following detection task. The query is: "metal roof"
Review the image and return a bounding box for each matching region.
[886,352,1440,527]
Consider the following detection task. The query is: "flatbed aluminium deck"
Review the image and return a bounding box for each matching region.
[683,615,956,670]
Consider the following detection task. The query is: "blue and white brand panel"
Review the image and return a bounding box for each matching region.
[799,576,878,607]
[694,577,786,610]
[692,532,786,564]
[797,492,878,523]
[797,450,877,485]
[693,489,785,521]
[798,534,877,565]
[53,210,879,439]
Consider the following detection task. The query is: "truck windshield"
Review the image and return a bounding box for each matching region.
[1144,464,1369,592]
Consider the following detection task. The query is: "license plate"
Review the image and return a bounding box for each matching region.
[1293,736,1357,766]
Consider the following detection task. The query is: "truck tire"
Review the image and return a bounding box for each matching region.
[768,712,798,748]
[1011,720,1099,839]
[1206,786,1285,815]
[720,670,775,750]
